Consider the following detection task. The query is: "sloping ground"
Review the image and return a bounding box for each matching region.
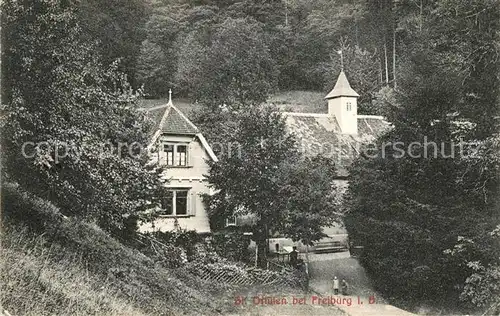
[2,228,144,316]
[0,184,238,315]
[269,91,327,113]
[139,91,327,117]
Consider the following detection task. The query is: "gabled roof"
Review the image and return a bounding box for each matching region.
[325,71,360,99]
[141,101,199,136]
[160,105,198,135]
[141,100,218,162]
[284,113,390,177]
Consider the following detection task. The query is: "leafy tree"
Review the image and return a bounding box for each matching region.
[177,17,277,108]
[204,105,295,267]
[136,4,221,97]
[136,40,172,97]
[77,0,151,87]
[447,133,500,309]
[1,0,165,232]
[136,8,184,97]
[276,155,340,246]
[204,105,339,267]
[174,31,209,96]
[344,0,500,309]
[306,0,365,46]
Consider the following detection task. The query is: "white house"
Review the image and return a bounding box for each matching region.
[138,91,217,235]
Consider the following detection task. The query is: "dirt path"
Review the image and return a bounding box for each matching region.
[308,252,416,316]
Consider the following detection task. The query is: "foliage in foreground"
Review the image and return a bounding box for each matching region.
[1,0,165,232]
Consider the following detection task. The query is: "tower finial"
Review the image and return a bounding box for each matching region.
[167,89,173,105]
[337,49,344,71]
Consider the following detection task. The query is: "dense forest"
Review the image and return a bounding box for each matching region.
[69,0,435,114]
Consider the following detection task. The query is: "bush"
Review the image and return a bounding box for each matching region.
[211,233,251,263]
[148,229,203,259]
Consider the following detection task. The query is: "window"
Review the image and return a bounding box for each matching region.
[161,191,174,215]
[175,190,188,215]
[162,143,189,166]
[346,102,352,111]
[161,189,189,216]
[177,145,187,166]
[225,216,237,227]
[164,144,174,166]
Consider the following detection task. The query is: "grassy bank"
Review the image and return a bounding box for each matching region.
[0,184,236,315]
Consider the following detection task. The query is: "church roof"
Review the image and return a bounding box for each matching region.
[284,113,390,177]
[325,71,360,99]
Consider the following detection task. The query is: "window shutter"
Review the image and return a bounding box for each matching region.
[190,192,197,216]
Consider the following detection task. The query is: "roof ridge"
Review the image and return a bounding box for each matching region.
[158,105,173,128]
[154,102,198,135]
[283,112,329,117]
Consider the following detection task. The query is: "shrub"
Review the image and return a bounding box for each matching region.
[148,229,203,259]
[211,233,251,263]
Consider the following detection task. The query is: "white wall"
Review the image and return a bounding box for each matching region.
[138,133,213,234]
[328,96,358,134]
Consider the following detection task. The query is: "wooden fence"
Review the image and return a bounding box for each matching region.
[185,260,306,288]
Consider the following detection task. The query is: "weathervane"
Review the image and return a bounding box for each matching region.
[168,88,173,105]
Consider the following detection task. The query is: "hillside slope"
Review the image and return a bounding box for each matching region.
[0,184,235,316]
[139,90,327,116]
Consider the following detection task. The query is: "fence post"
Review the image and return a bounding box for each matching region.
[255,244,258,267]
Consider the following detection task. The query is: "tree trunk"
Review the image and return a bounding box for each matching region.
[393,28,397,89]
[384,36,389,85]
[379,58,383,85]
[254,225,268,268]
[355,22,359,46]
[284,0,288,27]
[419,0,423,32]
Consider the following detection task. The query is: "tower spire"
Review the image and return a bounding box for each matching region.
[324,70,359,134]
[167,89,173,106]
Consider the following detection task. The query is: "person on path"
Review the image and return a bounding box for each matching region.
[333,276,339,294]
[341,279,349,295]
[289,246,298,268]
